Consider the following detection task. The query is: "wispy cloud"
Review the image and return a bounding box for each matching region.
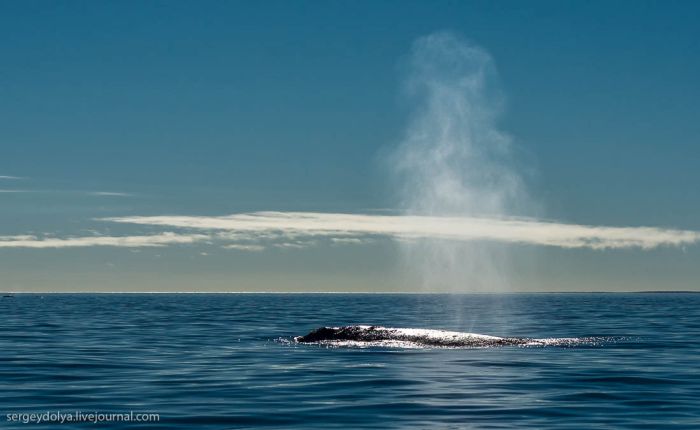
[273,240,317,250]
[0,189,133,196]
[222,243,265,252]
[2,212,696,252]
[0,232,208,249]
[102,211,700,250]
[331,237,375,245]
[86,191,133,197]
[0,175,23,180]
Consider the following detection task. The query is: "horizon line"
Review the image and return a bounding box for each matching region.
[2,290,698,294]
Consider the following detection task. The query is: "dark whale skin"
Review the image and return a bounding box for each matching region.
[295,326,391,343]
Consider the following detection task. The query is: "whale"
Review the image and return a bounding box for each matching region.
[295,325,554,348]
[294,325,606,348]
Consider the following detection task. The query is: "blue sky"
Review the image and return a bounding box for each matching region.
[1,1,699,292]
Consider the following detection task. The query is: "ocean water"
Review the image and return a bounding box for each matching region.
[1,293,699,429]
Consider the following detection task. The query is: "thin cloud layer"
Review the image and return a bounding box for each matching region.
[0,233,208,249]
[2,212,697,251]
[86,191,133,197]
[103,211,700,250]
[0,190,133,196]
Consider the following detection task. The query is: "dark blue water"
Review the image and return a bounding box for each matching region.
[1,293,699,429]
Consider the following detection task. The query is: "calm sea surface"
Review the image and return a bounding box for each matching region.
[1,293,699,429]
